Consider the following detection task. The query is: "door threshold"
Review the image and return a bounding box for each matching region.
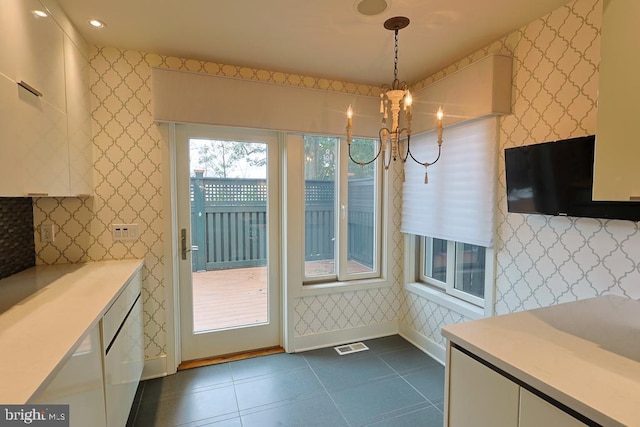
[178,346,285,371]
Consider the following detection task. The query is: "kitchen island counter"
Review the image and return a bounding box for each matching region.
[442,295,640,426]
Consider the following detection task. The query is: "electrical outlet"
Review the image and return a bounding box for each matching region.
[41,223,55,243]
[112,224,139,241]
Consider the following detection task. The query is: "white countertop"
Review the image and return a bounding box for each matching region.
[0,260,144,404]
[442,295,640,427]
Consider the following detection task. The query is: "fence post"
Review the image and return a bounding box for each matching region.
[191,170,207,271]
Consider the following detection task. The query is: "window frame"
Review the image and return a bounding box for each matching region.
[301,135,383,285]
[419,236,493,308]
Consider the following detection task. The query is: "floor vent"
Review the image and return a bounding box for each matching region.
[334,342,369,356]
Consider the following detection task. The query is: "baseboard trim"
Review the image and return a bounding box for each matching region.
[398,323,446,365]
[293,321,398,352]
[142,354,168,380]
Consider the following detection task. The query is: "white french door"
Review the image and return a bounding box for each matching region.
[176,124,280,361]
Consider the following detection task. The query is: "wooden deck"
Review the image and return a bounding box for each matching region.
[192,267,268,332]
[191,260,372,332]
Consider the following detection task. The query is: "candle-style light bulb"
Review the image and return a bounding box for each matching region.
[346,105,353,144]
[436,106,444,146]
[404,91,412,113]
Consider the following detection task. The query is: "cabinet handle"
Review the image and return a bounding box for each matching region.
[631,196,640,201]
[17,81,43,97]
[26,192,49,197]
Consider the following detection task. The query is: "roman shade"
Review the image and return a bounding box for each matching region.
[150,67,381,137]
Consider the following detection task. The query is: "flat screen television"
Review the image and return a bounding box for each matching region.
[504,136,640,221]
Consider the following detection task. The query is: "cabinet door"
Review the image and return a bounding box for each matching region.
[593,0,640,201]
[17,85,70,196]
[0,0,73,197]
[0,0,66,113]
[519,389,586,427]
[30,324,107,427]
[0,75,69,196]
[0,75,25,196]
[64,35,93,196]
[447,347,519,427]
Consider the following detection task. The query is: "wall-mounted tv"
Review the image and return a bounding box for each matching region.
[504,136,640,221]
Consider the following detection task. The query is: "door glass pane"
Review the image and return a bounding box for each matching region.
[189,138,268,332]
[304,136,337,277]
[454,242,486,298]
[347,138,377,274]
[424,237,447,283]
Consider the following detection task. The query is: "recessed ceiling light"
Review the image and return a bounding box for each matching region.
[88,19,105,28]
[32,10,49,18]
[355,0,389,16]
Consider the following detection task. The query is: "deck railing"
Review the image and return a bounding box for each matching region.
[190,173,374,271]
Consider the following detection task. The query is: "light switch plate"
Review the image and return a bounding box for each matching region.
[112,224,139,241]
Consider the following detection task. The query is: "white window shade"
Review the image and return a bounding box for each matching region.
[401,116,497,247]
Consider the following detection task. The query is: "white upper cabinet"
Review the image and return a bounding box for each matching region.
[65,35,93,196]
[0,0,93,197]
[0,0,66,113]
[593,0,640,201]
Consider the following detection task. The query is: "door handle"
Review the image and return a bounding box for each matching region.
[181,228,191,260]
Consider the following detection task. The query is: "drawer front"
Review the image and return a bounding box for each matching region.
[102,270,141,350]
[104,297,143,427]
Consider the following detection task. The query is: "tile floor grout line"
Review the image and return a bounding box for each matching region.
[377,355,445,415]
[302,352,353,427]
[229,362,244,427]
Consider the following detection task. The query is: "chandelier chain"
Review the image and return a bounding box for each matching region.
[393,30,399,85]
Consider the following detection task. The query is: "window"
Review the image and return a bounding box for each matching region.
[420,237,491,307]
[401,117,497,313]
[303,135,381,283]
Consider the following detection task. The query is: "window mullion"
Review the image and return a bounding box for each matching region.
[445,240,456,295]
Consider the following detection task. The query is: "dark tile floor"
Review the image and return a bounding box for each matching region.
[127,335,445,427]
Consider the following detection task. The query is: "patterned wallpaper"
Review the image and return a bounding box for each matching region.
[0,198,34,280]
[32,48,384,360]
[402,0,640,347]
[32,0,635,361]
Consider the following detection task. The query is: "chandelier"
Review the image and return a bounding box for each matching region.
[346,16,444,184]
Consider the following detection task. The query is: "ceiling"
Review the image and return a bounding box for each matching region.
[55,0,572,86]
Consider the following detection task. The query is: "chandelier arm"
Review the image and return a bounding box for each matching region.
[380,128,393,170]
[398,130,411,162]
[347,134,385,167]
[407,144,442,167]
[383,146,392,169]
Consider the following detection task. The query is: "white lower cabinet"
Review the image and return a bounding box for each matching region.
[30,324,107,427]
[519,389,586,427]
[447,347,588,427]
[30,270,143,427]
[448,347,519,427]
[102,271,144,427]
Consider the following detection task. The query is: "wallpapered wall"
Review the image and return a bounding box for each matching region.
[32,48,397,360]
[33,0,638,361]
[402,0,640,349]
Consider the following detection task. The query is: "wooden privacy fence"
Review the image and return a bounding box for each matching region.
[190,173,374,271]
